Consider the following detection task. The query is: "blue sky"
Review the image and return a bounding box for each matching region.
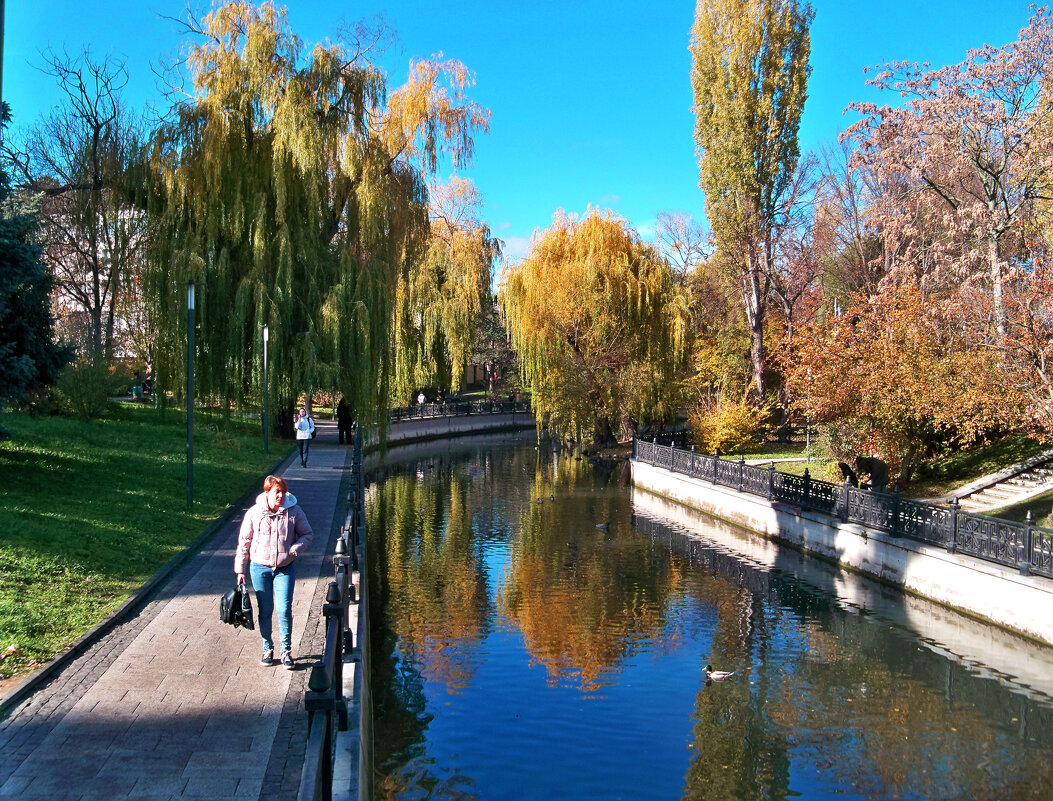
[4,1,1036,269]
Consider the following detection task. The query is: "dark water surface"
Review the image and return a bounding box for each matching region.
[366,435,1053,801]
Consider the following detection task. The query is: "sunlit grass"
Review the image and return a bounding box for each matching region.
[0,403,293,679]
[987,490,1053,529]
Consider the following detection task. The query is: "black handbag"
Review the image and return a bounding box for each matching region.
[219,583,255,630]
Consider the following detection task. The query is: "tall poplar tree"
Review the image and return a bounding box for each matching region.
[690,0,812,401]
[146,3,488,421]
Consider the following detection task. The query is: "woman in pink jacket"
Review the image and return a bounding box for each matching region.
[235,475,313,669]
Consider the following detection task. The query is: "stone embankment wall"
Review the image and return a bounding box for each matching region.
[365,411,536,450]
[632,460,1053,647]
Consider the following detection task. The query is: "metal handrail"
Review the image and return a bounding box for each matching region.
[633,438,1053,579]
[298,424,367,801]
[385,400,531,424]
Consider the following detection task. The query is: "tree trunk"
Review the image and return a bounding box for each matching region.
[988,232,1005,339]
[593,415,616,449]
[742,251,768,403]
[898,442,919,485]
[618,406,635,444]
[749,318,765,401]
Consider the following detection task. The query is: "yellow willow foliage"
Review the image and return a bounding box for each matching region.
[501,209,690,443]
[390,177,498,400]
[145,2,488,422]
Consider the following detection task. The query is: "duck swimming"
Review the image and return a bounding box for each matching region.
[704,664,735,681]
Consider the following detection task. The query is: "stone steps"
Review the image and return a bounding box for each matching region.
[957,462,1053,513]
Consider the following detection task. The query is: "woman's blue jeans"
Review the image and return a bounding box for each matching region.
[249,561,296,654]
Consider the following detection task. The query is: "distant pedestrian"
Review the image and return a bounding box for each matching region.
[235,475,313,669]
[336,398,352,445]
[295,408,315,467]
[417,391,426,406]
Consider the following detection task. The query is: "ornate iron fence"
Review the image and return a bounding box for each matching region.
[387,400,530,424]
[633,438,1053,579]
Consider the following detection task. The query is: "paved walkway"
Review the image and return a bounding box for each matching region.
[0,422,352,801]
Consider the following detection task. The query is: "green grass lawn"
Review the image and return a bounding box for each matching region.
[0,403,292,680]
[907,436,1051,499]
[987,490,1053,529]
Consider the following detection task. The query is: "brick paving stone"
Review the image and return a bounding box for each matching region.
[0,431,352,800]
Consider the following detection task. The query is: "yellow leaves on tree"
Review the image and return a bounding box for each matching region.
[391,176,499,400]
[501,209,690,445]
[691,0,813,401]
[147,2,489,421]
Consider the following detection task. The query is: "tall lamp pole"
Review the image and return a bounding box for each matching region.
[186,282,195,507]
[263,324,269,453]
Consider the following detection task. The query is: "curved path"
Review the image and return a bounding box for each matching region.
[0,423,351,801]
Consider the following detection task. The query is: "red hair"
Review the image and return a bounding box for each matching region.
[263,475,287,493]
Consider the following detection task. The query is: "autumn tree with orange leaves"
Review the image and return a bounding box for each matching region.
[782,283,1016,482]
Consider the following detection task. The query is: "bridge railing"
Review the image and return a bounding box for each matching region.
[386,400,530,424]
[634,438,1053,579]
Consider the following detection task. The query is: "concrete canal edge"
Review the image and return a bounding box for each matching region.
[365,411,536,450]
[632,459,1053,648]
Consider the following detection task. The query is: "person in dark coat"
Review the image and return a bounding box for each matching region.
[336,398,352,445]
[856,456,889,493]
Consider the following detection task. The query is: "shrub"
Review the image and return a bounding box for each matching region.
[54,358,130,420]
[816,419,869,464]
[689,397,767,454]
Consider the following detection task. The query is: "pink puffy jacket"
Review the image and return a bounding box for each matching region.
[235,492,314,574]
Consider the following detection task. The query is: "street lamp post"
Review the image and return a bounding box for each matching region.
[263,324,269,454]
[186,281,195,507]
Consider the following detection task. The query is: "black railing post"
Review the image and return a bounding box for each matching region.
[712,450,719,485]
[304,662,334,801]
[841,479,851,522]
[947,498,959,553]
[738,456,745,492]
[1020,511,1033,575]
[333,538,353,650]
[691,445,696,479]
[768,461,775,501]
[802,467,811,510]
[890,486,901,537]
[652,438,657,467]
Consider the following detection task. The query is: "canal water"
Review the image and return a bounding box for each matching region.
[365,434,1053,801]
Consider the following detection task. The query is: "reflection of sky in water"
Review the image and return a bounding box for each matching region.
[369,438,1053,801]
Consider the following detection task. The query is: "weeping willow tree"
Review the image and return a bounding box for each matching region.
[145,3,488,423]
[501,209,691,445]
[390,176,500,402]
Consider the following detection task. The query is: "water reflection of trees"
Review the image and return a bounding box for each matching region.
[496,451,703,691]
[639,513,1053,801]
[368,444,1053,801]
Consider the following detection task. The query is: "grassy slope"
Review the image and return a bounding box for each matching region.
[0,403,293,679]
